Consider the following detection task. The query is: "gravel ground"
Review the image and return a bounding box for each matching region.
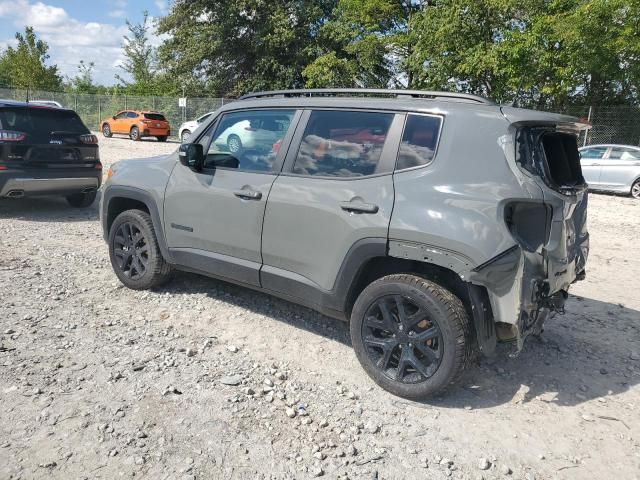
[1,135,639,480]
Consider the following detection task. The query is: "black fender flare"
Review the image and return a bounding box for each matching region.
[101,185,173,263]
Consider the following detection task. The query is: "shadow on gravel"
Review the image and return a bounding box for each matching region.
[158,270,352,347]
[0,192,100,222]
[157,270,639,410]
[425,296,640,410]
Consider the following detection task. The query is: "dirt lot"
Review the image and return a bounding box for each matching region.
[1,135,639,480]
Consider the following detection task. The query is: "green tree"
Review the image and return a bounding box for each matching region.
[69,60,97,93]
[406,0,640,107]
[157,0,337,96]
[0,26,62,91]
[303,0,426,88]
[117,11,158,94]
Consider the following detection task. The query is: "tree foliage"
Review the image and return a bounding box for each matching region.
[117,11,160,94]
[0,27,62,91]
[157,0,337,96]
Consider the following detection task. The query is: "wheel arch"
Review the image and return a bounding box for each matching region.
[102,186,172,263]
[343,252,472,319]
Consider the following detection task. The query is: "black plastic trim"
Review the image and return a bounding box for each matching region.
[101,185,173,263]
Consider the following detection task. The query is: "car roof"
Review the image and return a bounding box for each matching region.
[579,144,640,150]
[0,99,71,110]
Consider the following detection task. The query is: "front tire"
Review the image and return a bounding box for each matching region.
[66,191,97,208]
[102,124,112,138]
[350,274,473,400]
[130,126,140,141]
[157,136,168,142]
[181,130,191,142]
[632,179,640,199]
[108,209,172,290]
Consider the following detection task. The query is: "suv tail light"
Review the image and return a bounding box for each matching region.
[79,134,98,144]
[504,201,552,252]
[0,130,26,142]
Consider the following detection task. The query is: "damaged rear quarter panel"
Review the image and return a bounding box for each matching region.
[389,106,589,350]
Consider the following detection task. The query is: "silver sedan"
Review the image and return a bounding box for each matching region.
[579,144,640,199]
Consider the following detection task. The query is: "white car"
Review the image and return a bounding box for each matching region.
[179,112,214,142]
[212,118,286,154]
[579,144,640,199]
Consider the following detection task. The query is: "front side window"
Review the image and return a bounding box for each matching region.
[114,112,128,120]
[396,114,442,170]
[203,109,294,172]
[608,147,640,160]
[580,147,607,159]
[292,110,393,177]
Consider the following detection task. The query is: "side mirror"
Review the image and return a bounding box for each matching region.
[179,143,204,171]
[112,116,116,120]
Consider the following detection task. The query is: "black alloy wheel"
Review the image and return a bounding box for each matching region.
[112,221,149,280]
[362,294,443,383]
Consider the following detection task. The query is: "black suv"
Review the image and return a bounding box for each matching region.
[0,100,101,207]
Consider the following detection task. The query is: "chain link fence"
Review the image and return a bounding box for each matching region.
[1,88,639,145]
[0,88,231,139]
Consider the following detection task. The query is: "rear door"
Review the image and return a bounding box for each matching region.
[599,147,640,190]
[0,106,99,169]
[260,109,401,302]
[579,146,607,187]
[164,108,300,287]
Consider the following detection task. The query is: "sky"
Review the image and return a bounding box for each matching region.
[0,0,170,85]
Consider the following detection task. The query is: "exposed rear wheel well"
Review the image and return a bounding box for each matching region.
[345,256,472,319]
[106,197,149,234]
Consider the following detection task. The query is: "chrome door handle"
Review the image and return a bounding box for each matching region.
[340,201,379,214]
[233,190,262,200]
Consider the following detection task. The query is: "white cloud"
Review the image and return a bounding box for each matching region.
[0,0,145,85]
[155,0,169,15]
[109,9,126,19]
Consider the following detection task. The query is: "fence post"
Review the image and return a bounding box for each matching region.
[221,97,224,106]
[98,98,101,131]
[125,95,127,110]
[74,95,78,112]
[583,106,593,147]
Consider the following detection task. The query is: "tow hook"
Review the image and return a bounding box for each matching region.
[541,290,568,314]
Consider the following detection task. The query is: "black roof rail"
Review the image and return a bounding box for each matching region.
[238,88,496,105]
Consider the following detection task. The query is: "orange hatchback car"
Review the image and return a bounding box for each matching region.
[101,111,170,142]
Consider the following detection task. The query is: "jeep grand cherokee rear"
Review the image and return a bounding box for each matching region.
[0,100,101,207]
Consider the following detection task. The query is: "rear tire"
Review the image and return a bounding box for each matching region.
[350,274,474,400]
[66,191,97,208]
[108,209,172,290]
[130,126,140,141]
[157,136,168,142]
[631,179,640,199]
[102,124,112,138]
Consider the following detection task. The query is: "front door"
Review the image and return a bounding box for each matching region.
[111,111,129,134]
[163,108,299,287]
[599,147,640,190]
[261,109,402,305]
[579,146,607,187]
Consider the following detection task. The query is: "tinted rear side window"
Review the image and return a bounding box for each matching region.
[292,110,393,177]
[0,107,89,141]
[144,113,166,121]
[397,114,442,170]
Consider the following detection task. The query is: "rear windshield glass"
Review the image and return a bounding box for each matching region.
[144,113,166,121]
[0,107,89,141]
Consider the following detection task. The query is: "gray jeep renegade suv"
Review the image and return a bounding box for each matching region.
[100,89,589,399]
